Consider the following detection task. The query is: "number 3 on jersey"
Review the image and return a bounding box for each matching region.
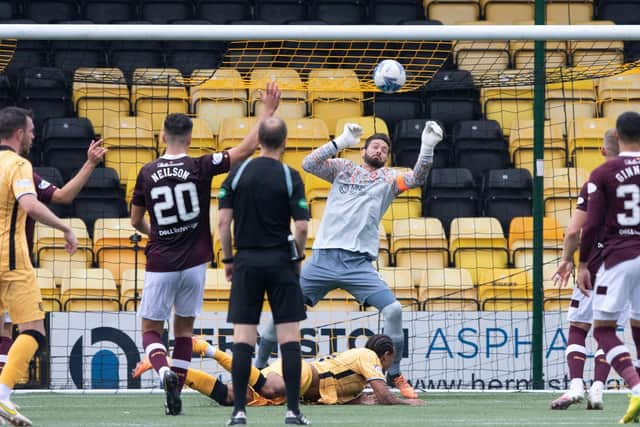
[151,182,200,226]
[617,184,640,226]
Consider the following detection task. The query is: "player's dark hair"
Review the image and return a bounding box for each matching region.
[259,117,287,150]
[163,113,193,141]
[616,111,640,144]
[364,133,391,150]
[0,107,32,140]
[365,334,395,359]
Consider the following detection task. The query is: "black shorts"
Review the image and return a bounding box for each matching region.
[227,249,307,325]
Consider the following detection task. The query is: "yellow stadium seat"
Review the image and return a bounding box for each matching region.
[381,197,422,236]
[305,173,330,219]
[308,288,361,312]
[598,73,640,118]
[510,24,567,69]
[546,79,597,126]
[249,68,306,119]
[187,118,217,157]
[61,268,121,311]
[508,216,564,268]
[73,68,130,137]
[120,269,145,311]
[191,68,248,136]
[483,1,534,24]
[202,268,231,312]
[543,263,573,311]
[477,268,533,311]
[569,21,624,68]
[421,268,478,311]
[103,116,157,183]
[34,219,93,286]
[93,218,148,285]
[285,118,330,149]
[453,22,510,78]
[125,163,143,205]
[391,218,448,274]
[378,226,391,268]
[482,83,534,137]
[35,268,61,312]
[546,1,593,24]
[308,69,363,135]
[218,117,258,151]
[509,119,567,175]
[131,68,189,135]
[378,267,421,310]
[567,117,615,171]
[426,0,481,25]
[544,167,588,228]
[282,148,312,172]
[449,217,509,283]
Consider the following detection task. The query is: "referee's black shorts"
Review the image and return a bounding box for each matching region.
[227,249,307,325]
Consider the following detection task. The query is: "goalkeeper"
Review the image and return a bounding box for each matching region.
[133,334,423,407]
[255,120,443,398]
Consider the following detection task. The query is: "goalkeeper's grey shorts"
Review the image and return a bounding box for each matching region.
[300,248,396,310]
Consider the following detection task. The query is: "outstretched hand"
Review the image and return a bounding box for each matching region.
[420,121,444,156]
[257,81,281,116]
[87,139,107,166]
[334,123,364,151]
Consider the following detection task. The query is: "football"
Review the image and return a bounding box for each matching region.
[373,59,406,93]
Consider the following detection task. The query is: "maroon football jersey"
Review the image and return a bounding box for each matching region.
[575,182,604,281]
[580,153,640,269]
[131,152,230,272]
[26,172,58,254]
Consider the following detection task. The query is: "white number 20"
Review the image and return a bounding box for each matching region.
[617,184,640,226]
[150,182,200,226]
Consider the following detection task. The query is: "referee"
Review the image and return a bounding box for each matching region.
[218,116,310,426]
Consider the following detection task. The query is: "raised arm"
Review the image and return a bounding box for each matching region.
[394,121,443,194]
[302,123,362,182]
[227,81,281,167]
[51,139,106,204]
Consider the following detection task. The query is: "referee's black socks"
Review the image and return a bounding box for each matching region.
[280,341,302,415]
[231,342,254,414]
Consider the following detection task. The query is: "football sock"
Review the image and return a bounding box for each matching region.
[593,348,611,383]
[281,341,301,415]
[566,325,588,381]
[0,337,13,374]
[256,324,278,369]
[171,337,192,391]
[231,342,254,414]
[382,301,403,377]
[0,331,41,391]
[594,326,640,389]
[185,368,229,405]
[143,331,169,374]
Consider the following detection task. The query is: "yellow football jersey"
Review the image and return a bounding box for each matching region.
[0,147,35,272]
[310,347,385,404]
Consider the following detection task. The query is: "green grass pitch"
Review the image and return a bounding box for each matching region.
[8,391,636,426]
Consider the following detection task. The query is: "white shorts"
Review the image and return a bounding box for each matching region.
[593,256,640,322]
[567,286,630,327]
[138,263,207,321]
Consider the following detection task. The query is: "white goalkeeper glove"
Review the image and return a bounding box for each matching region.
[420,120,444,158]
[333,123,364,151]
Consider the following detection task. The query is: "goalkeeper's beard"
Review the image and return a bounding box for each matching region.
[363,153,385,169]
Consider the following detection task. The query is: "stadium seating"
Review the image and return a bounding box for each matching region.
[0,0,14,19]
[509,119,567,175]
[545,79,596,126]
[452,119,509,185]
[425,0,480,24]
[390,217,448,275]
[307,68,363,134]
[120,268,145,311]
[393,119,449,168]
[508,216,564,268]
[0,20,48,82]
[365,91,424,136]
[378,267,421,310]
[596,0,640,25]
[510,31,568,70]
[202,268,232,311]
[547,0,593,24]
[543,263,572,310]
[449,217,509,283]
[73,67,131,137]
[218,117,257,151]
[94,218,147,285]
[41,117,95,181]
[312,0,367,24]
[61,268,121,311]
[17,67,73,133]
[166,22,225,76]
[424,69,481,134]
[51,34,107,77]
[543,167,588,228]
[369,0,426,24]
[81,0,136,24]
[567,117,615,172]
[283,118,328,169]
[0,75,12,110]
[195,0,252,23]
[188,117,217,157]
[422,168,479,235]
[305,173,330,219]
[191,68,248,138]
[569,21,624,68]
[35,268,62,311]
[131,68,189,135]
[73,168,128,232]
[108,34,165,82]
[476,268,532,311]
[381,171,422,234]
[249,68,306,119]
[140,0,193,24]
[597,73,640,119]
[102,116,157,183]
[421,267,478,311]
[483,0,534,24]
[34,218,93,285]
[24,0,78,23]
[255,0,309,24]
[453,22,510,78]
[482,82,533,138]
[482,168,532,235]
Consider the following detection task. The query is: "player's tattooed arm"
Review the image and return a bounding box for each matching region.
[392,153,433,195]
[302,142,344,183]
[369,380,423,406]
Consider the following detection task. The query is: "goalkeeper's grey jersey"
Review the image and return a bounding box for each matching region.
[302,142,431,259]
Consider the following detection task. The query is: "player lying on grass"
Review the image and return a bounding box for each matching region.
[133,334,423,407]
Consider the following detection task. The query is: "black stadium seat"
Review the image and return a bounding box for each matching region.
[312,0,367,24]
[369,0,425,24]
[16,67,72,133]
[140,0,193,24]
[23,0,78,23]
[481,168,532,236]
[51,21,106,76]
[0,20,49,83]
[73,167,127,232]
[452,120,510,185]
[166,20,225,76]
[255,0,309,24]
[41,117,96,181]
[424,69,481,134]
[393,118,450,169]
[81,0,137,24]
[196,0,252,24]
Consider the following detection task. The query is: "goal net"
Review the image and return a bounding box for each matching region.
[10,25,640,391]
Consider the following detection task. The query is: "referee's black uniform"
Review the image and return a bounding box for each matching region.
[219,156,308,325]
